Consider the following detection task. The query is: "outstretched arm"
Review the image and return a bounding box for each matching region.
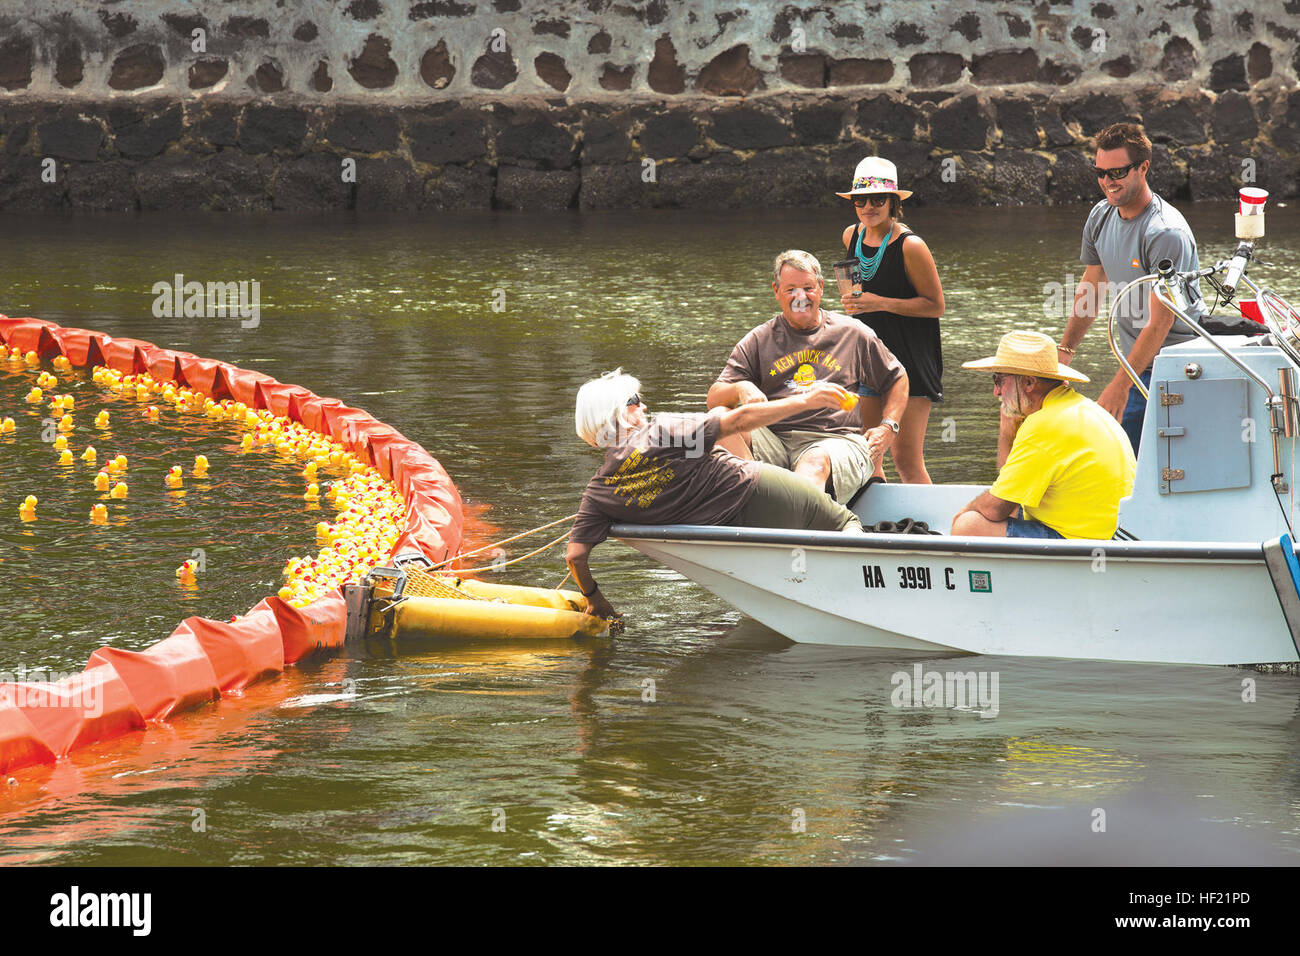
[708,379,767,409]
[715,382,851,436]
[565,539,619,619]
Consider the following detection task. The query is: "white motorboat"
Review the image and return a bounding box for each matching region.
[615,209,1300,666]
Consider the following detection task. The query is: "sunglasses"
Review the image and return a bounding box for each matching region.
[1092,162,1140,181]
[626,393,642,407]
[852,195,891,208]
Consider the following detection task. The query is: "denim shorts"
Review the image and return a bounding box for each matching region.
[1005,514,1064,539]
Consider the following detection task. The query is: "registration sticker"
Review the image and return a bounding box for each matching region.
[969,570,993,593]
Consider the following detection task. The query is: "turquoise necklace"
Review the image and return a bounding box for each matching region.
[856,226,891,282]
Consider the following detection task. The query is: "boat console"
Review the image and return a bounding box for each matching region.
[1119,335,1298,543]
[1112,195,1300,545]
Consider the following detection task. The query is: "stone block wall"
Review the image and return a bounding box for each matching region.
[0,0,1297,211]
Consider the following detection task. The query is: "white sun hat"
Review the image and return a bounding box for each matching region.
[835,156,914,201]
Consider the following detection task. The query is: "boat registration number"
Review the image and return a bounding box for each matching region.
[862,565,958,591]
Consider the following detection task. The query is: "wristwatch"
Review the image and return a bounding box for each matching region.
[880,417,901,434]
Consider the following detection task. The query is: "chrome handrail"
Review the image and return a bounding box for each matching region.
[1103,267,1290,402]
[1104,273,1158,399]
[1244,275,1300,369]
[1149,282,1279,400]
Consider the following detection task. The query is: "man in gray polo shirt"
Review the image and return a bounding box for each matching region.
[1053,122,1207,455]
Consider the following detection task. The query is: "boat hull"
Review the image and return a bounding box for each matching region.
[616,526,1300,666]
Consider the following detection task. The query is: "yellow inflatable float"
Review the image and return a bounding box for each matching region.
[345,553,610,642]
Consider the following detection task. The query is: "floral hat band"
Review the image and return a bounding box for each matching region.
[835,157,914,201]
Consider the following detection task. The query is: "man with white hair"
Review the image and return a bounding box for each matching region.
[708,249,910,505]
[952,331,1136,539]
[566,368,863,620]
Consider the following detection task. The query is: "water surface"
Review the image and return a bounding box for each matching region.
[1,203,1299,865]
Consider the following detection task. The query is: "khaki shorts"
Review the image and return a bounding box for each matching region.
[749,427,874,504]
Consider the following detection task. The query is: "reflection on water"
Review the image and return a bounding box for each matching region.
[1,205,1299,864]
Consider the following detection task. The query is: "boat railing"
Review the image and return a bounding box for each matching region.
[1105,263,1288,400]
[1104,247,1300,495]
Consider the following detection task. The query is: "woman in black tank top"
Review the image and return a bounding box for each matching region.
[834,156,946,484]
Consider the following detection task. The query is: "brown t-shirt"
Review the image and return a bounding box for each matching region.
[570,412,761,545]
[716,309,905,434]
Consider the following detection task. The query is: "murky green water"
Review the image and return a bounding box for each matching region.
[2,204,1300,865]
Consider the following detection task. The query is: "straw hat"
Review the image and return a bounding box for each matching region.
[835,156,914,201]
[961,331,1090,383]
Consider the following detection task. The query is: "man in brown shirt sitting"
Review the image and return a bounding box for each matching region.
[707,249,910,504]
[566,368,863,621]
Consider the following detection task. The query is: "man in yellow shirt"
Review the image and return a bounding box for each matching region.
[952,331,1136,539]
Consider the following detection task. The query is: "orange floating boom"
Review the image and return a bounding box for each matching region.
[0,316,466,775]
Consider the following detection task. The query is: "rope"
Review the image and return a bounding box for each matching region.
[447,529,574,574]
[426,513,578,572]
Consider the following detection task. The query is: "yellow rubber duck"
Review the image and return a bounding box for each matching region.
[95,411,110,428]
[240,434,254,452]
[110,482,127,499]
[26,387,42,403]
[193,454,209,477]
[90,503,108,523]
[113,454,127,472]
[304,483,320,501]
[19,495,36,520]
[94,471,110,491]
[57,414,73,433]
[62,395,75,411]
[0,417,14,434]
[146,405,160,421]
[58,450,73,465]
[81,445,96,462]
[165,466,183,489]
